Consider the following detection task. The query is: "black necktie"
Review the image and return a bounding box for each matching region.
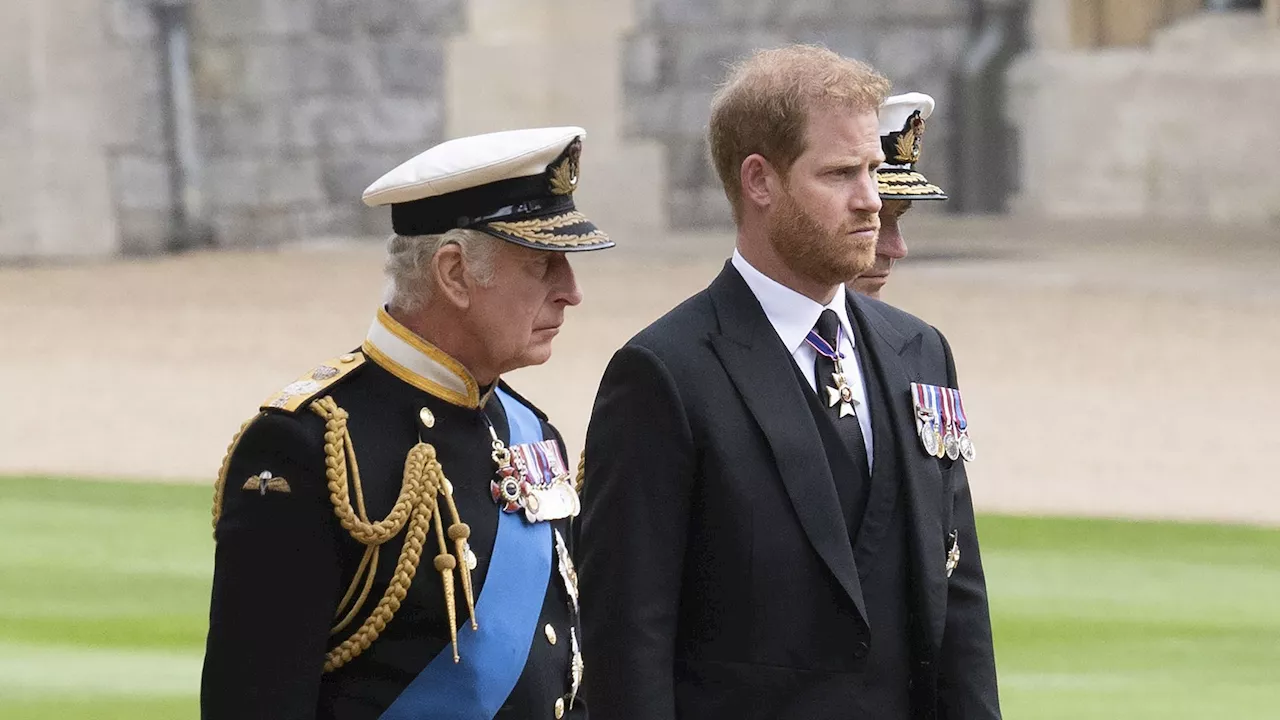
[813,309,871,517]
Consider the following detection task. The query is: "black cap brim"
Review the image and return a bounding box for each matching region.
[878,169,948,201]
[477,209,613,252]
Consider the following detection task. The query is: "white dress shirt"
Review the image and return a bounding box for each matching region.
[731,250,874,467]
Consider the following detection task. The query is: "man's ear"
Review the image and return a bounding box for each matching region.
[740,153,779,212]
[431,242,471,309]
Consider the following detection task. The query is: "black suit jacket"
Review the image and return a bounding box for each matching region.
[578,263,1000,719]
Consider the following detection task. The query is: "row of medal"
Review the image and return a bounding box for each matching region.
[910,382,976,462]
[490,437,582,523]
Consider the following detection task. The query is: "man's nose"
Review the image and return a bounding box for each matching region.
[877,217,908,259]
[553,255,583,306]
[853,172,883,216]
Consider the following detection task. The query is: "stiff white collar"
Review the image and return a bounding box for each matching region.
[731,249,855,356]
[362,307,488,408]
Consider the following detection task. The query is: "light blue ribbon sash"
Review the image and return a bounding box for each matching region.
[380,388,553,720]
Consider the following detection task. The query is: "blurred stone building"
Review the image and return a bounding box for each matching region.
[1,0,1277,260]
[1011,0,1280,222]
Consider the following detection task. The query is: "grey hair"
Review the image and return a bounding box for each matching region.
[383,228,500,313]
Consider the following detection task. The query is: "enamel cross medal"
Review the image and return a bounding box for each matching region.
[487,420,581,523]
[826,371,858,418]
[805,324,858,419]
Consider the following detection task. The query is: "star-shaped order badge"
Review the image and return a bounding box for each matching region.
[826,371,859,418]
[806,322,859,421]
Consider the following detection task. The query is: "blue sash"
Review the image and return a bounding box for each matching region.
[380,388,553,720]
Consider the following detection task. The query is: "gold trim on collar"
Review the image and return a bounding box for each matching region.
[363,308,483,408]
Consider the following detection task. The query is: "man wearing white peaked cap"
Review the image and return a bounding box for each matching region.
[853,92,949,299]
[203,127,605,720]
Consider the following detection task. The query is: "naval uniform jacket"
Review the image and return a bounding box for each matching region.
[578,263,1000,719]
[202,309,585,720]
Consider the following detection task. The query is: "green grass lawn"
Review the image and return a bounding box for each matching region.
[0,478,212,719]
[0,476,1277,719]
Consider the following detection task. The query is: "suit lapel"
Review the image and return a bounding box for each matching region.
[848,292,949,648]
[707,264,867,622]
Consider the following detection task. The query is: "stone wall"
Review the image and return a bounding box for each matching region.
[1,0,974,259]
[622,0,972,228]
[103,0,169,254]
[1,0,118,260]
[192,0,463,247]
[102,0,463,252]
[445,0,667,237]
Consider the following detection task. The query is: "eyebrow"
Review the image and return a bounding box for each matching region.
[821,154,886,170]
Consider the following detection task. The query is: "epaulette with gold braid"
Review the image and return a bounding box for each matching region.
[260,352,366,413]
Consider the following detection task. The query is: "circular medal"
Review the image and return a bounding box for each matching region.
[944,432,960,461]
[935,428,947,458]
[959,434,976,462]
[921,424,940,457]
[500,477,521,504]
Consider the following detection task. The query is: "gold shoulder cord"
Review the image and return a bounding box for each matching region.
[574,449,585,496]
[309,396,476,672]
[209,398,477,671]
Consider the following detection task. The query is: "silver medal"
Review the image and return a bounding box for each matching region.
[524,476,581,523]
[568,627,584,709]
[554,529,579,615]
[944,431,960,461]
[920,423,940,456]
[945,531,961,578]
[959,434,976,462]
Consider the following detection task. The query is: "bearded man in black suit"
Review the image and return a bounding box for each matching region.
[576,45,1002,720]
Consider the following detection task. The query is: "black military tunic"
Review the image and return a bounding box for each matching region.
[202,315,585,720]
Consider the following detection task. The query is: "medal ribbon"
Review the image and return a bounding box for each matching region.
[952,389,968,431]
[927,385,942,438]
[940,386,956,438]
[804,325,846,362]
[509,440,563,489]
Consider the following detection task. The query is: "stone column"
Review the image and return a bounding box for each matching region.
[444,0,667,237]
[0,0,119,260]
